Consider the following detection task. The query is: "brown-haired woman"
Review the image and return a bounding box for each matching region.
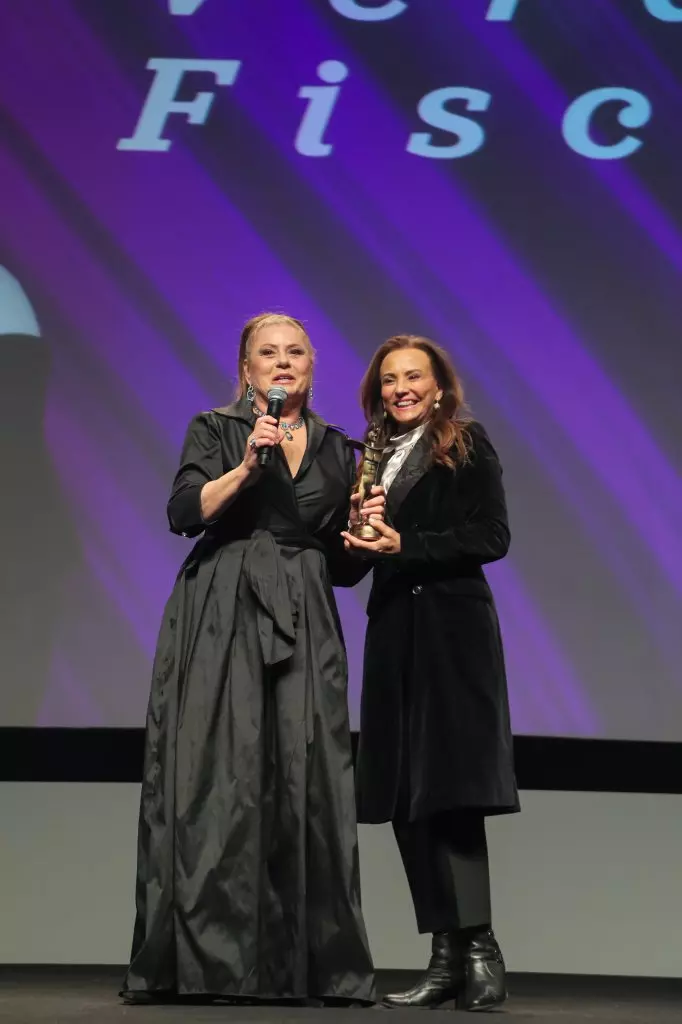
[121,313,380,1006]
[342,335,519,1012]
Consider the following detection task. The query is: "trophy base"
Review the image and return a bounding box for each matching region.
[351,522,381,541]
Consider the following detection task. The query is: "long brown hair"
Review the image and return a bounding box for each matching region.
[359,334,472,468]
[236,312,313,399]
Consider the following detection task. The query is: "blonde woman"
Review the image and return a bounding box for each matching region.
[122,314,380,1006]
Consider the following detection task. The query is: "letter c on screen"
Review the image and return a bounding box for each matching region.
[562,88,651,160]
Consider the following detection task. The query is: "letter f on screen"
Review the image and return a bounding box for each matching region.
[117,59,240,153]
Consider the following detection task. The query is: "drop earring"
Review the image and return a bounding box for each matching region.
[434,397,441,411]
[246,384,255,402]
[308,383,314,402]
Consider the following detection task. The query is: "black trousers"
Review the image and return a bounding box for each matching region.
[392,811,492,935]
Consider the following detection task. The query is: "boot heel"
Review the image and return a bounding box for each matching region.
[460,929,507,1011]
[461,960,507,1011]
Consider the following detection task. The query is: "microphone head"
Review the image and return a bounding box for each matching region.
[267,386,288,403]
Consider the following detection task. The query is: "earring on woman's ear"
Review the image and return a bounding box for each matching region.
[246,383,255,402]
[309,383,314,401]
[434,399,441,410]
[383,409,388,420]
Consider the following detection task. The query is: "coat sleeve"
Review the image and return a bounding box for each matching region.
[325,440,373,589]
[166,412,224,538]
[397,423,510,571]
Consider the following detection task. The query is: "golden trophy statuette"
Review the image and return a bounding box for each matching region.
[349,422,385,541]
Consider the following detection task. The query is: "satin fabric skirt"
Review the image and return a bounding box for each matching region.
[122,535,375,1002]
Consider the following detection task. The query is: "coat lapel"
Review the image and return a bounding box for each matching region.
[384,434,431,521]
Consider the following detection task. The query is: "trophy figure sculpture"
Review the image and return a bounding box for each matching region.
[349,421,385,541]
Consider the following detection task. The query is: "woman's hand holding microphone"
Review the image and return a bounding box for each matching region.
[243,416,285,474]
[200,416,284,522]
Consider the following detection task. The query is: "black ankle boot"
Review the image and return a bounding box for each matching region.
[382,931,463,1009]
[460,929,507,1011]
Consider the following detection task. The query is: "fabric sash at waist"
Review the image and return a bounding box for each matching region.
[241,529,324,667]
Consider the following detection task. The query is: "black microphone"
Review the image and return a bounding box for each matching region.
[257,386,289,467]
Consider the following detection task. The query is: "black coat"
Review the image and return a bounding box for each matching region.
[355,421,520,824]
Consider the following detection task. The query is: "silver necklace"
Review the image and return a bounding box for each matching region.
[252,405,305,442]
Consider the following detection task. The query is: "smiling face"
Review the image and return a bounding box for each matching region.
[244,323,313,410]
[380,346,443,432]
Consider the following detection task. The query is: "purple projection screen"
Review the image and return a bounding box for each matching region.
[1,0,681,737]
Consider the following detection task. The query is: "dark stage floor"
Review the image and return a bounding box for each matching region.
[1,967,682,1023]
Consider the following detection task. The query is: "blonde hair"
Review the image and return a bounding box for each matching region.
[236,313,314,398]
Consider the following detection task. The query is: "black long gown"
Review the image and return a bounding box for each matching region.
[122,399,375,1003]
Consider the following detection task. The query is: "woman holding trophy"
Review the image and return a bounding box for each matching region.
[342,334,519,1013]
